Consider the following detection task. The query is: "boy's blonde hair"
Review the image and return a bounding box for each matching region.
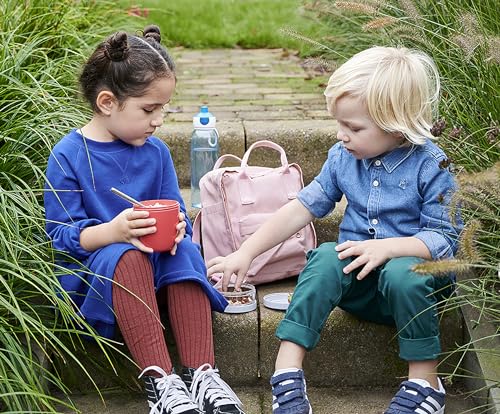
[324,46,440,145]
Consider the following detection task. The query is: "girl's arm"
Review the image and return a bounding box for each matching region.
[45,141,159,256]
[207,199,314,290]
[79,208,156,253]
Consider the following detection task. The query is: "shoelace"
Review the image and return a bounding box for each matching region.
[139,366,199,414]
[189,363,243,409]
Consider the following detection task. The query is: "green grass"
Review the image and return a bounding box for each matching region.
[119,0,333,55]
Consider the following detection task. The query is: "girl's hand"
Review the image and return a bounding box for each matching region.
[335,239,396,280]
[207,250,253,292]
[108,208,157,253]
[170,212,187,256]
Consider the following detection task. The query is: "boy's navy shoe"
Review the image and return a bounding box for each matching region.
[140,365,202,414]
[270,369,312,414]
[385,378,445,414]
[181,363,245,413]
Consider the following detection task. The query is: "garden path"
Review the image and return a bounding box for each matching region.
[169,47,331,122]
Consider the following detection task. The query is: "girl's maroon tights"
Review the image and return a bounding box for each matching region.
[112,250,215,376]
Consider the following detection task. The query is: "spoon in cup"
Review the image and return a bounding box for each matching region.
[110,187,147,207]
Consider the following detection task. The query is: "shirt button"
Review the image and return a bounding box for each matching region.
[373,180,379,187]
[375,160,381,166]
[372,219,379,225]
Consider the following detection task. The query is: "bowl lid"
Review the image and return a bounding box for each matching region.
[263,293,290,311]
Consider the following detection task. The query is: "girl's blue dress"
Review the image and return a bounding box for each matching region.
[44,130,227,338]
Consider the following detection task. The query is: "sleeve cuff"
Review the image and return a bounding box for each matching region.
[414,231,453,259]
[297,180,335,218]
[51,219,102,260]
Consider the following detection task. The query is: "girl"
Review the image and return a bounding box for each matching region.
[207,46,462,414]
[44,25,245,414]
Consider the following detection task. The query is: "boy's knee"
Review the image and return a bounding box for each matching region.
[303,242,345,277]
[308,242,343,266]
[379,257,431,297]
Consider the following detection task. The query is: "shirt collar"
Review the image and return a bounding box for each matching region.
[362,144,416,173]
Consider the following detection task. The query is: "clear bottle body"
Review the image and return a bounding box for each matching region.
[190,128,219,208]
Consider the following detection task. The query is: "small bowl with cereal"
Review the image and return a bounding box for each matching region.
[217,283,257,314]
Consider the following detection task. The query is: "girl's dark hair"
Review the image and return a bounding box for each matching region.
[79,25,175,112]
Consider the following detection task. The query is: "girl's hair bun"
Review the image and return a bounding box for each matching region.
[143,24,161,43]
[104,31,129,61]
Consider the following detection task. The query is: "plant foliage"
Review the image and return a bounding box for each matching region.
[304,0,499,409]
[0,0,132,412]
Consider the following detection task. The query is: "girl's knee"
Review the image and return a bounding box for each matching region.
[120,249,149,263]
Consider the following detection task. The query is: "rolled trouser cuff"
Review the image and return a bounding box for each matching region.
[399,334,441,361]
[276,318,320,351]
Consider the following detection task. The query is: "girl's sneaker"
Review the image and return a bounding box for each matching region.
[181,363,245,414]
[384,378,445,414]
[270,368,312,414]
[140,366,202,414]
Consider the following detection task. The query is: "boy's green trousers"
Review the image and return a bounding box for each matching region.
[276,242,453,361]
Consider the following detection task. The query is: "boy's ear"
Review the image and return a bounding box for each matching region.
[96,90,118,115]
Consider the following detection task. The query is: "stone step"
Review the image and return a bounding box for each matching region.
[157,118,336,189]
[55,384,479,413]
[54,282,462,391]
[53,188,464,394]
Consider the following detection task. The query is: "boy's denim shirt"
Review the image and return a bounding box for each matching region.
[298,140,463,259]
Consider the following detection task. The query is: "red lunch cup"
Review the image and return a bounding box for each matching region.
[133,199,180,252]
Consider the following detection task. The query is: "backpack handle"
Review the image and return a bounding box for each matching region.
[214,154,242,170]
[238,140,295,205]
[240,140,289,172]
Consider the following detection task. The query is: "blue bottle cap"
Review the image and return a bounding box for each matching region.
[197,105,214,126]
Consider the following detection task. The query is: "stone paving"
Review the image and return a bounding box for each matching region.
[57,384,479,414]
[168,48,331,122]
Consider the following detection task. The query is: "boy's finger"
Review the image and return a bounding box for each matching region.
[335,240,352,251]
[207,256,222,269]
[222,270,234,292]
[234,271,247,291]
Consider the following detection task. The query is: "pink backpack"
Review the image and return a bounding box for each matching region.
[192,140,317,285]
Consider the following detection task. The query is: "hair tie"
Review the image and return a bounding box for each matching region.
[143,25,161,43]
[104,31,129,62]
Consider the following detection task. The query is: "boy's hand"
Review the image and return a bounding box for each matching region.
[170,212,187,256]
[108,208,156,253]
[207,250,252,292]
[335,239,395,280]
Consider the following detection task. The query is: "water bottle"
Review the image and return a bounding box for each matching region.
[190,105,219,208]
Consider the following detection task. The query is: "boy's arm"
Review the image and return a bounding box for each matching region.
[207,199,314,290]
[241,199,314,259]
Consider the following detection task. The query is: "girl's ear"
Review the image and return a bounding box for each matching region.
[96,90,118,115]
